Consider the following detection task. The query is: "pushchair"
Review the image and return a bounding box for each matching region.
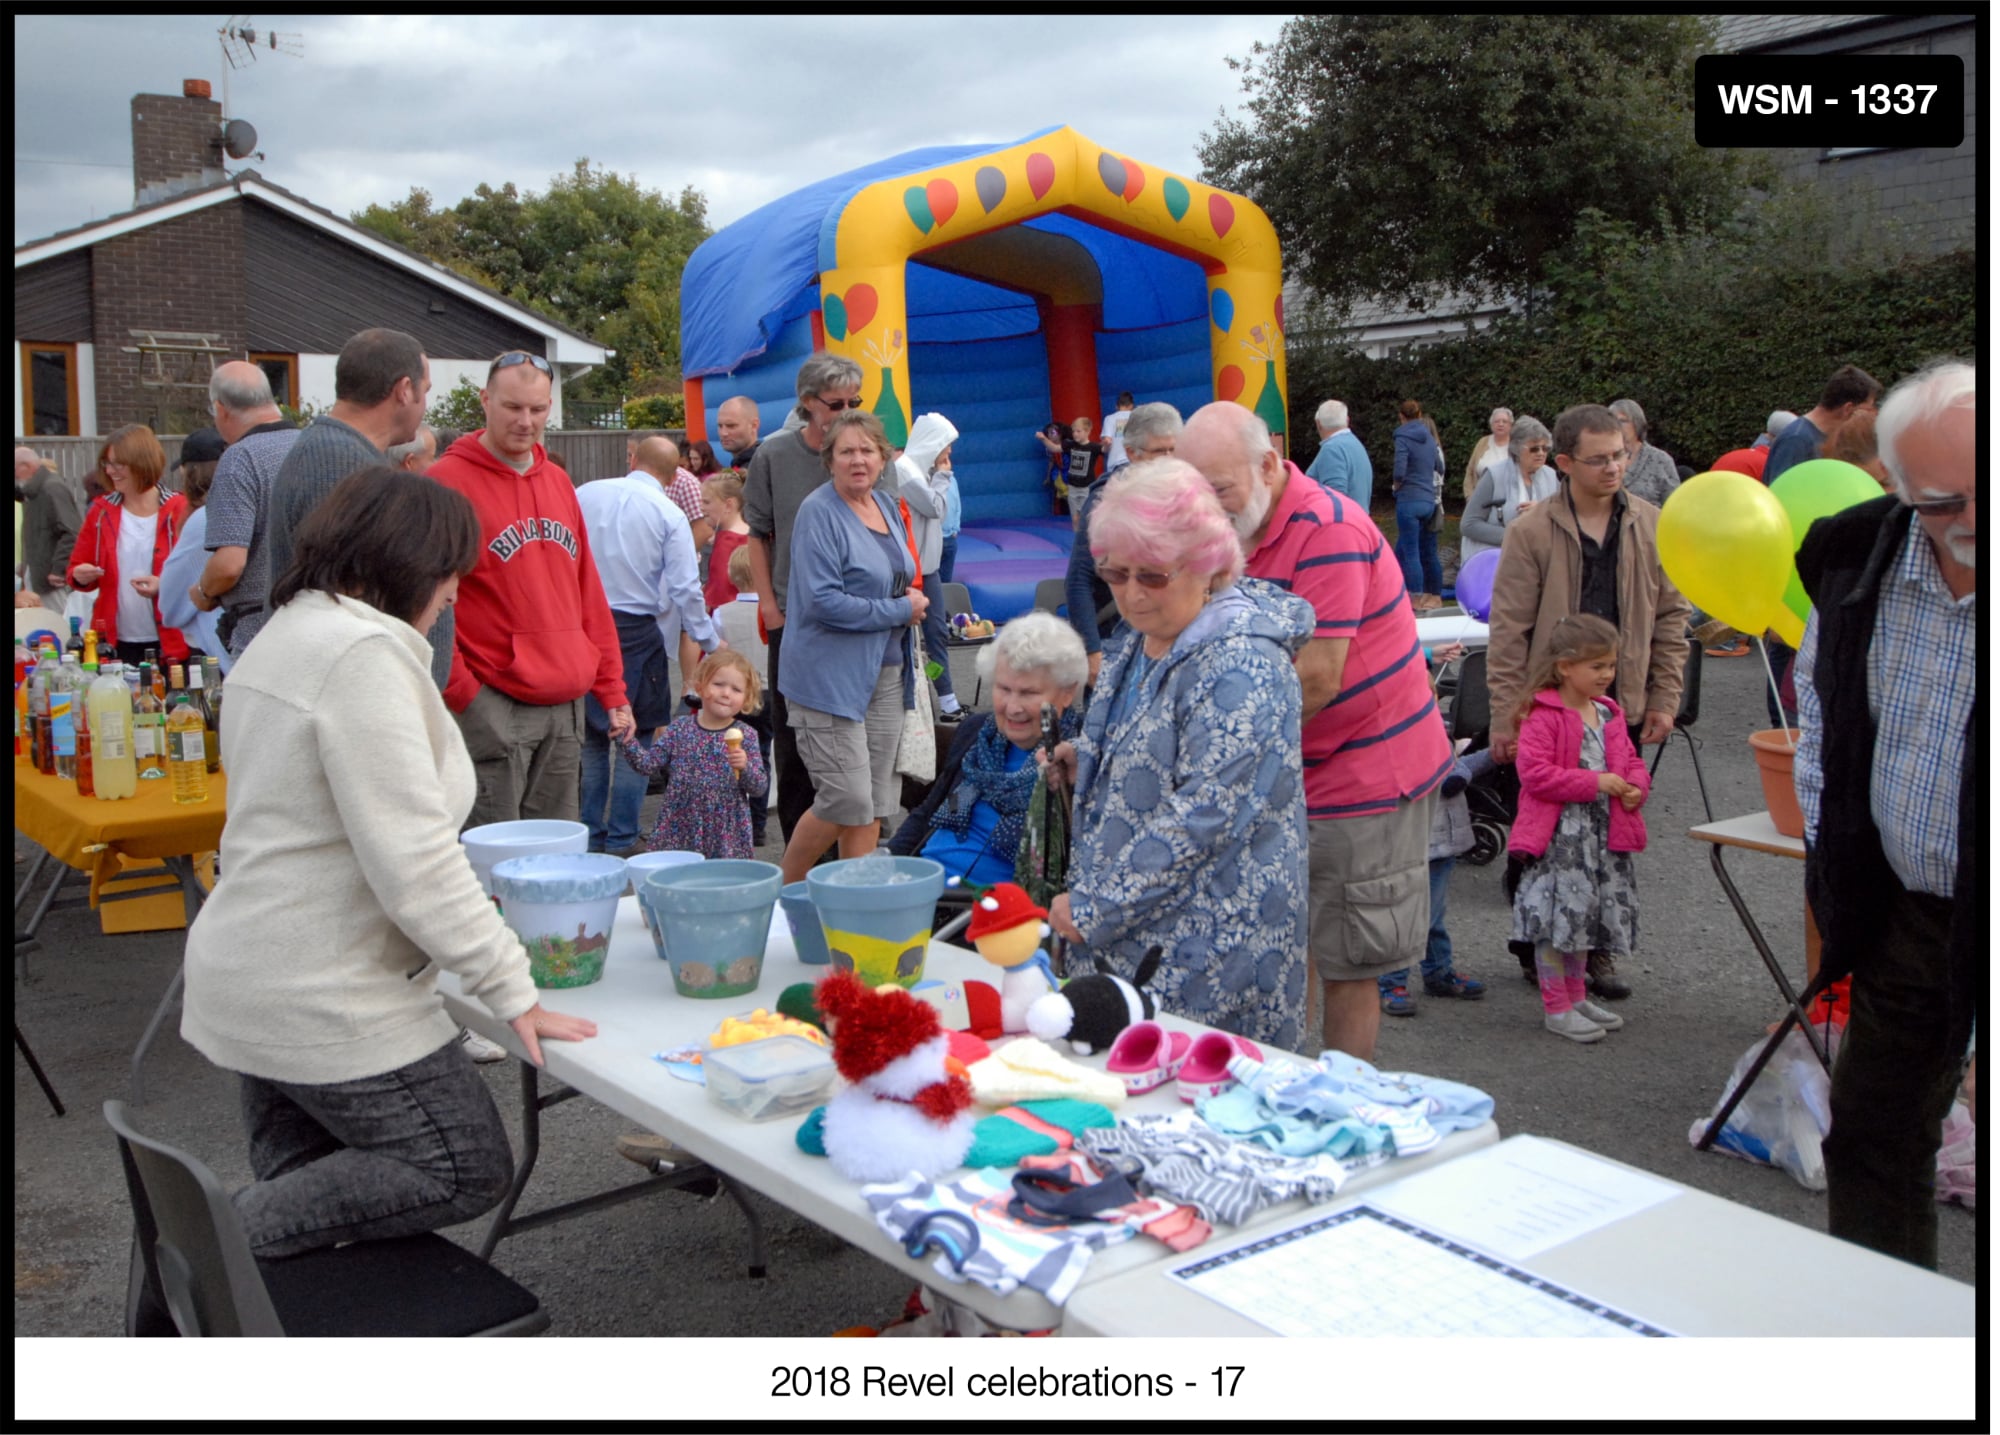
[1435,647,1516,866]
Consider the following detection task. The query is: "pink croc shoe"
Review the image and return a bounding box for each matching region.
[1177,1032,1263,1103]
[1106,1022,1192,1096]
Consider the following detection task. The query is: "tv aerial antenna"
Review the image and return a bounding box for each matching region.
[215,16,304,165]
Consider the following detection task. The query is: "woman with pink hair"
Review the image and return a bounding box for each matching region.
[1047,460,1315,1050]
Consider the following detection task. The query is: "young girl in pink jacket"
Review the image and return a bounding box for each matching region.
[1506,615,1651,1044]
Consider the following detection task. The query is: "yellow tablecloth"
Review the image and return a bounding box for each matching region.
[14,759,226,931]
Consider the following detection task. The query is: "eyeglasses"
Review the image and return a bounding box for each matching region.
[814,394,865,411]
[488,351,553,379]
[1096,564,1180,590]
[1567,451,1626,471]
[1911,494,1970,517]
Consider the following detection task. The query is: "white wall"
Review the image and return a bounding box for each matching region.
[297,352,339,411]
[75,343,97,436]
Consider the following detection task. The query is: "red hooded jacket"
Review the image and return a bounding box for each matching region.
[427,434,627,714]
[65,492,191,663]
[1507,690,1651,858]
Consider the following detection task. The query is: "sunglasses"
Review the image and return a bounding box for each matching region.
[815,394,865,411]
[489,351,553,379]
[1911,494,1970,517]
[1096,564,1180,590]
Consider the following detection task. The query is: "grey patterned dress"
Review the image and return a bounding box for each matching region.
[1509,722,1639,954]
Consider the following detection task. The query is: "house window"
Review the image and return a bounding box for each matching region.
[250,352,298,408]
[21,342,79,436]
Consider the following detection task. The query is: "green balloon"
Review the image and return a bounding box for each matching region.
[1769,458,1883,623]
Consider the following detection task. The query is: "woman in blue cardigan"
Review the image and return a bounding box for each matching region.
[777,411,925,883]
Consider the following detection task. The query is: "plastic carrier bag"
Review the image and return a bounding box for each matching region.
[1689,1028,1837,1190]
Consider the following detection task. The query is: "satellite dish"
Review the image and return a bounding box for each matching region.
[223,119,259,159]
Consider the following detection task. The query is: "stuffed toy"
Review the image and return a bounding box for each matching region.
[1025,947,1163,1055]
[964,882,1059,1033]
[816,969,976,1183]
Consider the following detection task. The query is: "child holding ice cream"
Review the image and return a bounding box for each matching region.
[618,649,769,859]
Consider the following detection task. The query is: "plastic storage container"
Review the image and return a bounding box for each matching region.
[641,859,783,998]
[779,880,832,965]
[463,819,589,897]
[704,1034,836,1122]
[491,852,628,989]
[806,855,945,988]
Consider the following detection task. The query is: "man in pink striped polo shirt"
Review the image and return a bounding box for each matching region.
[1183,403,1453,1060]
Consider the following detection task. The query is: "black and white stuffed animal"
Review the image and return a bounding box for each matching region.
[1023,948,1163,1055]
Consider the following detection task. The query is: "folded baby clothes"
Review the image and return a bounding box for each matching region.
[1198,1054,1444,1159]
[1301,1050,1496,1131]
[966,1037,1127,1108]
[1077,1110,1350,1227]
[862,1166,1135,1305]
[963,1098,1119,1168]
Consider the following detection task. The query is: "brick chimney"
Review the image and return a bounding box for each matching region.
[131,80,225,206]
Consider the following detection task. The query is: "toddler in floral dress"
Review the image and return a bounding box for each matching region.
[619,650,768,859]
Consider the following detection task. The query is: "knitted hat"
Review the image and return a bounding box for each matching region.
[965,882,1046,942]
[815,969,946,1086]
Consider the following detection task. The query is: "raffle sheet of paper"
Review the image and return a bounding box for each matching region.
[1169,1205,1675,1338]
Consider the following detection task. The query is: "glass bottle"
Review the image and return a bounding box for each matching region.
[133,662,168,781]
[167,665,208,805]
[148,651,165,704]
[89,662,137,800]
[49,654,82,779]
[65,616,84,660]
[201,656,224,772]
[186,661,220,774]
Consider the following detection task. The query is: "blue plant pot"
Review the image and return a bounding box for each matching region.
[805,856,945,988]
[641,859,783,999]
[779,881,832,965]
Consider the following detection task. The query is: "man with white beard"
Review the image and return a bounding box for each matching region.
[1793,359,1978,1271]
[1180,402,1453,1062]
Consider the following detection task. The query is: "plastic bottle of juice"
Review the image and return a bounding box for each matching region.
[167,664,208,804]
[89,662,138,800]
[73,675,94,797]
[29,650,57,773]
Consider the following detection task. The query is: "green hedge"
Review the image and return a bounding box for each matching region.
[1285,247,1977,499]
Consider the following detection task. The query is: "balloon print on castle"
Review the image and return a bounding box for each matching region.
[681,125,1286,475]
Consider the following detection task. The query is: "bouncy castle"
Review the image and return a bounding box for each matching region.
[680,125,1286,619]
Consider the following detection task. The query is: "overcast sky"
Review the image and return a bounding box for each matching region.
[13,14,1288,247]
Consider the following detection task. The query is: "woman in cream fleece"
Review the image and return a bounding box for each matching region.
[180,467,596,1258]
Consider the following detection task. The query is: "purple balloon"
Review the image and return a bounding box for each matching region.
[1455,548,1501,622]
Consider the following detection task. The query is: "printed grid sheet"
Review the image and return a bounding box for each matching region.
[1170,1205,1675,1338]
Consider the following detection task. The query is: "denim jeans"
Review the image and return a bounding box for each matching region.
[1394,496,1441,595]
[919,570,955,701]
[1379,857,1457,993]
[233,1037,513,1258]
[1064,483,1111,655]
[579,693,648,851]
[936,534,958,586]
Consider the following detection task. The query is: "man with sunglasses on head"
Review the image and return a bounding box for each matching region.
[430,350,632,829]
[1794,360,1977,1271]
[742,352,865,843]
[1485,403,1690,1001]
[1181,401,1452,1062]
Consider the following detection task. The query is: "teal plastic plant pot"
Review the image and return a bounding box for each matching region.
[641,859,783,999]
[625,851,704,956]
[491,852,629,989]
[779,881,832,965]
[805,856,945,989]
[462,819,589,897]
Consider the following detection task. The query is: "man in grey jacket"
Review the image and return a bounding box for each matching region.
[14,447,81,613]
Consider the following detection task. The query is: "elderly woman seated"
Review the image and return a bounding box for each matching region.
[889,610,1086,885]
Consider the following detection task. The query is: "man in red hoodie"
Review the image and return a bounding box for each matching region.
[431,351,632,827]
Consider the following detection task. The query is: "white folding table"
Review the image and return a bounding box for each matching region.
[441,897,1498,1333]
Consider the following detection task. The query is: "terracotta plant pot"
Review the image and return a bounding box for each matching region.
[1748,728,1805,838]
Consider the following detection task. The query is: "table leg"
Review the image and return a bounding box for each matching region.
[127,855,211,1104]
[477,1060,546,1261]
[1708,843,1829,1068]
[19,857,75,940]
[15,845,50,914]
[717,1174,768,1278]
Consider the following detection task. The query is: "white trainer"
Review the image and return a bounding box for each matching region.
[1545,1009,1606,1044]
[458,1026,509,1063]
[1572,998,1625,1030]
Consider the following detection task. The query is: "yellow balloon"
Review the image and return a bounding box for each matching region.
[1656,471,1795,639]
[1764,603,1805,649]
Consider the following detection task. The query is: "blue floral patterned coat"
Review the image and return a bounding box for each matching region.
[1066,579,1313,1052]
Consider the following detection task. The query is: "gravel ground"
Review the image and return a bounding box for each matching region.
[12,639,1975,1336]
